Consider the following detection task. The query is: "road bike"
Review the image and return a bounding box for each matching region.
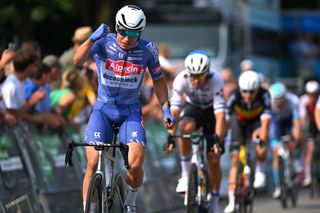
[277,135,298,209]
[171,134,220,213]
[65,124,130,213]
[234,138,262,213]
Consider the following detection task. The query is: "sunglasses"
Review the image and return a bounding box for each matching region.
[241,89,256,94]
[117,29,141,38]
[190,74,206,80]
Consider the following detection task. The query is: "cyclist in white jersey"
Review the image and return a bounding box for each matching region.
[165,50,226,213]
[73,5,175,213]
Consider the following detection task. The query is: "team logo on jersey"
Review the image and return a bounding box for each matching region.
[153,65,162,75]
[131,131,138,138]
[146,42,159,62]
[94,131,101,139]
[106,59,143,76]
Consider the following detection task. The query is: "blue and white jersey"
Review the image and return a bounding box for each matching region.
[90,33,163,105]
[271,92,300,121]
[170,69,225,113]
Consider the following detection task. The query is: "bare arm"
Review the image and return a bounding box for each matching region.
[152,77,169,106]
[259,117,270,142]
[215,111,226,140]
[293,119,302,142]
[315,107,320,130]
[73,39,94,65]
[152,77,175,129]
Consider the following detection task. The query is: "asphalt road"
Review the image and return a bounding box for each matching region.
[165,187,320,213]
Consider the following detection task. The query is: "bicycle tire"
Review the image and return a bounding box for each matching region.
[187,163,199,213]
[234,162,244,213]
[199,168,210,213]
[288,159,298,207]
[278,157,287,209]
[108,173,125,213]
[201,169,211,204]
[311,145,320,198]
[245,160,255,213]
[85,173,103,213]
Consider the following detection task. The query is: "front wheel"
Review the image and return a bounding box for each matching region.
[187,163,199,213]
[85,173,103,213]
[234,162,244,213]
[310,148,320,198]
[279,157,287,209]
[108,173,125,213]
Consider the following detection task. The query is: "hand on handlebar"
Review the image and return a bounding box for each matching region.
[163,134,175,154]
[208,135,225,155]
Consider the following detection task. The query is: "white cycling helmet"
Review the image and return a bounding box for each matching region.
[184,50,210,75]
[305,80,319,94]
[115,5,146,31]
[269,82,286,99]
[238,70,260,92]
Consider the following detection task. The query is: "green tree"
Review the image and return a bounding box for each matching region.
[0,0,135,53]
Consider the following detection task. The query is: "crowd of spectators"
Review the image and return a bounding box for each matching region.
[0,27,98,138]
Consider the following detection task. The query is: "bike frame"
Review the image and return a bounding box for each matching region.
[65,125,130,213]
[279,135,294,187]
[184,136,208,206]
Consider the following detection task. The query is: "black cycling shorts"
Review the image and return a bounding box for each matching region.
[180,103,216,148]
[229,115,260,152]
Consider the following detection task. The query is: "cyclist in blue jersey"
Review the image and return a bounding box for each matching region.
[73,5,175,213]
[268,82,302,198]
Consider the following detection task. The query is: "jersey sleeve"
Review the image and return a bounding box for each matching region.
[212,73,226,114]
[145,42,163,80]
[289,93,301,120]
[260,89,272,120]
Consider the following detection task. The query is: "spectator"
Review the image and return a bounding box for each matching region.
[21,40,42,61]
[50,69,84,118]
[24,63,65,128]
[68,65,97,128]
[0,48,44,124]
[158,42,182,89]
[220,67,237,100]
[42,54,62,90]
[0,48,15,83]
[0,49,15,76]
[240,59,254,72]
[59,26,92,70]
